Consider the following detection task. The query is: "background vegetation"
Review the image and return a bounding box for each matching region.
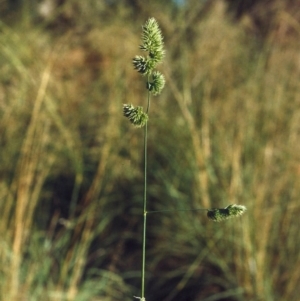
[1,0,300,300]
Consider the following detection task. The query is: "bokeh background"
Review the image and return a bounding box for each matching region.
[1,0,300,300]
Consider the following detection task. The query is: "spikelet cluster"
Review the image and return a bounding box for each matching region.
[207,204,247,222]
[124,18,165,128]
[147,71,166,96]
[132,17,165,95]
[123,104,148,128]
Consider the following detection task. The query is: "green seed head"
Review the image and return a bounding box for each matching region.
[133,18,165,75]
[207,204,247,222]
[147,71,165,95]
[123,104,148,128]
[140,18,165,63]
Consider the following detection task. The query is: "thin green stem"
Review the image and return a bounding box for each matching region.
[141,77,151,299]
[141,209,146,298]
[147,208,209,214]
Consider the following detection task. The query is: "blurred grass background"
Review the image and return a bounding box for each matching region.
[1,0,300,300]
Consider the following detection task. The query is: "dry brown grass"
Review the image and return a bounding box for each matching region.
[1,1,300,300]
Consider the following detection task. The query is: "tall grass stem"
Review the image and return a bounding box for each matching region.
[141,81,151,299]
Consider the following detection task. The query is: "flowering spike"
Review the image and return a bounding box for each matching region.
[133,18,165,75]
[207,204,247,222]
[123,104,148,128]
[140,18,165,62]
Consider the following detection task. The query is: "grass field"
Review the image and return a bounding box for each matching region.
[1,1,300,300]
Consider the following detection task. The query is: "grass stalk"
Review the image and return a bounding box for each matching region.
[124,18,166,300]
[125,18,247,300]
[141,85,150,299]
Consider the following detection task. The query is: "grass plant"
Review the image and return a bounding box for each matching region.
[124,18,166,301]
[124,17,246,301]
